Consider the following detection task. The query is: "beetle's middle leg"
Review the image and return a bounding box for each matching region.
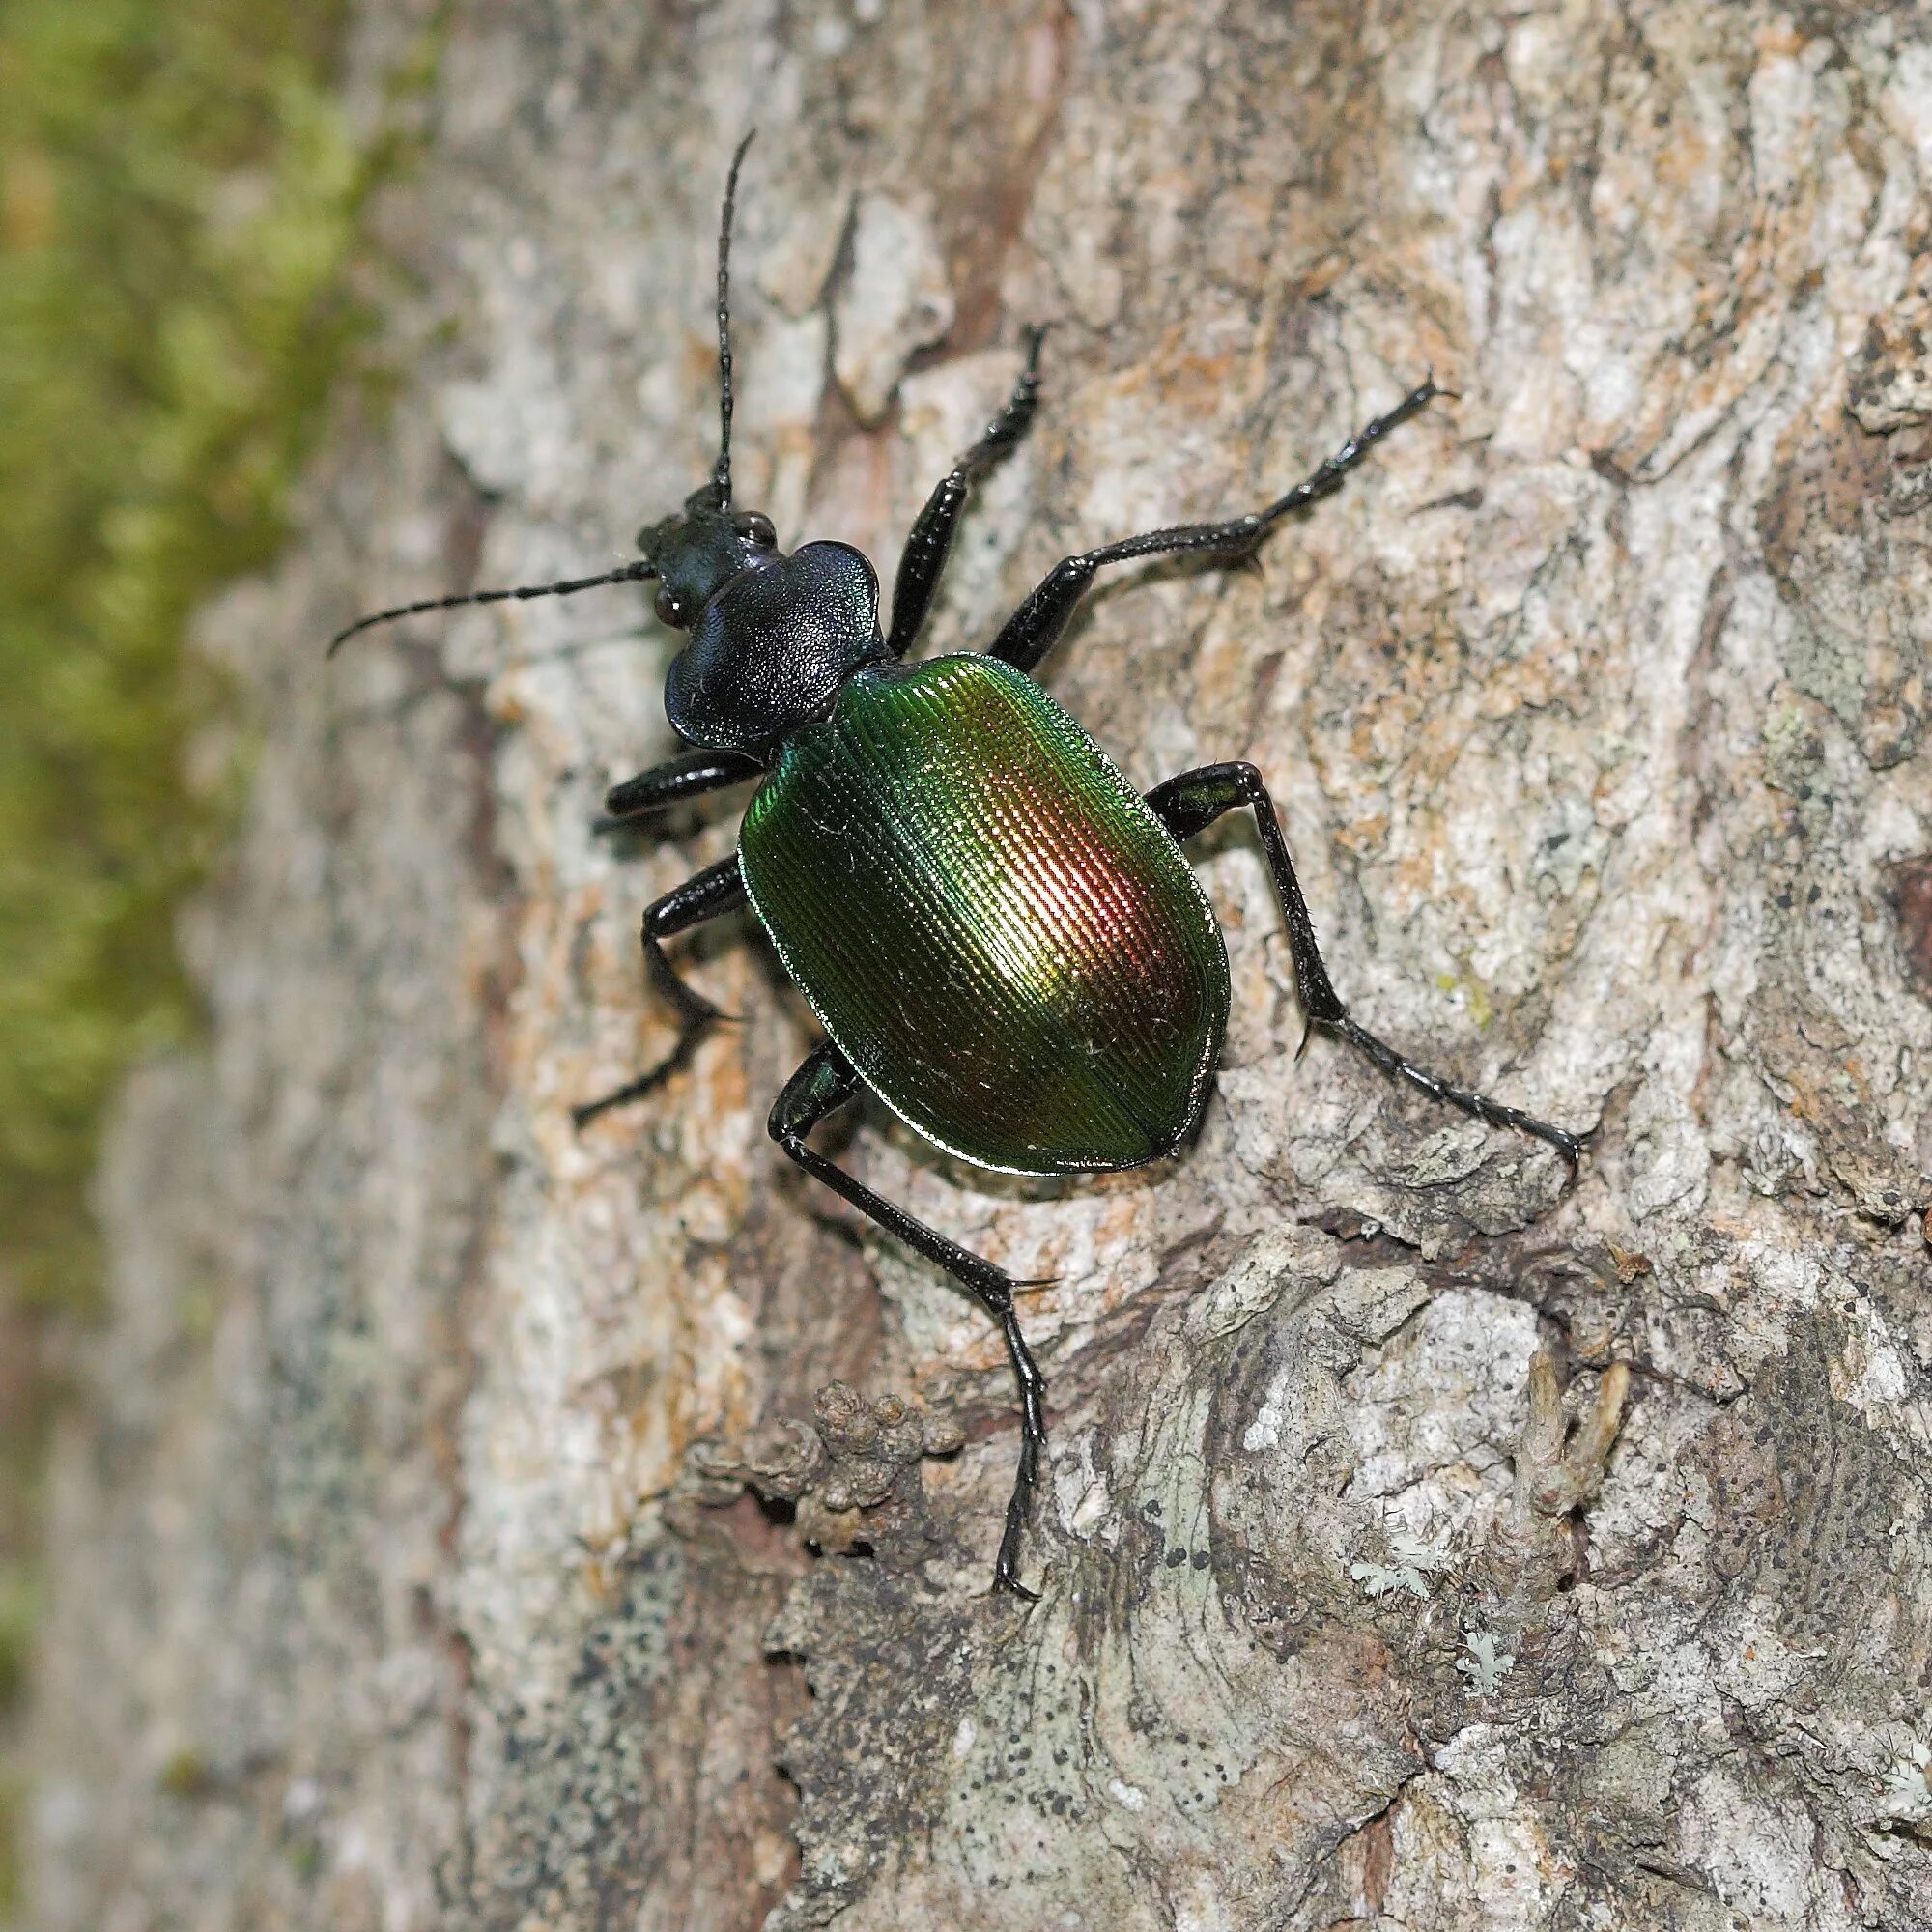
[572,854,746,1127]
[1146,761,1583,1163]
[989,379,1437,676]
[769,1039,1049,1599]
[886,326,1046,658]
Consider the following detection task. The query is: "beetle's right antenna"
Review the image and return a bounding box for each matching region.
[711,128,756,511]
[326,559,658,657]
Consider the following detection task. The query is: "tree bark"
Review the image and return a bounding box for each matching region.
[27,2,1932,1927]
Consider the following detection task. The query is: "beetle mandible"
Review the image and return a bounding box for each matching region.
[331,135,1584,1598]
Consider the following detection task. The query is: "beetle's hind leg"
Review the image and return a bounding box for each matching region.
[1146,762,1583,1163]
[770,1041,1049,1599]
[573,854,746,1128]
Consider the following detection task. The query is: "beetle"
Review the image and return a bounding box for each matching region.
[331,136,1582,1598]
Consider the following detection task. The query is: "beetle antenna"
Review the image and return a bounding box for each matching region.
[326,559,658,657]
[711,128,755,510]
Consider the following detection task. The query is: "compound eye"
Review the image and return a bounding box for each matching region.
[733,510,777,548]
[654,585,686,627]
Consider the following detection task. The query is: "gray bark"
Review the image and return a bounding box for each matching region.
[25,1,1932,1927]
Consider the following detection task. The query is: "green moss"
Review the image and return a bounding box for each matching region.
[0,1569,34,1723]
[0,0,374,1315]
[0,1773,19,1922]
[0,0,412,1911]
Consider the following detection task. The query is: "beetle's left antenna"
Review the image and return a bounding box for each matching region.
[711,128,756,511]
[326,559,658,657]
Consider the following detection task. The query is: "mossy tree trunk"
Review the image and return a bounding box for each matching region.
[28,2,1932,1927]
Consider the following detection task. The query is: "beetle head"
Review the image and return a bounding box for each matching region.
[636,486,779,630]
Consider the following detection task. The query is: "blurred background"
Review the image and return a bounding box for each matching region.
[0,0,388,1907]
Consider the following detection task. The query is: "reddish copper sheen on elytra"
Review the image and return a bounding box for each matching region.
[739,654,1231,1174]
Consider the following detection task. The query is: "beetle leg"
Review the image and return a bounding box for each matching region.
[989,379,1437,676]
[598,750,762,831]
[887,327,1046,659]
[572,855,746,1127]
[769,1040,1049,1600]
[1146,761,1584,1164]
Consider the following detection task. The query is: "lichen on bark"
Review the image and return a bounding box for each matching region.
[24,2,1932,1929]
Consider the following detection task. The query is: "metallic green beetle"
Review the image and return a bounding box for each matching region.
[332,138,1582,1597]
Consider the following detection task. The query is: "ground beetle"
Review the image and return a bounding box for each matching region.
[332,136,1583,1597]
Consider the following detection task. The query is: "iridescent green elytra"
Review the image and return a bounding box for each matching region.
[739,655,1231,1175]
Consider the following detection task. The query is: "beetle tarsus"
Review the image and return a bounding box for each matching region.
[572,1023,714,1128]
[989,1293,1049,1600]
[1328,1014,1585,1164]
[997,1553,1043,1600]
[960,324,1047,482]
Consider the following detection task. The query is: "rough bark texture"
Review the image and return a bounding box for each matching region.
[25,2,1932,1927]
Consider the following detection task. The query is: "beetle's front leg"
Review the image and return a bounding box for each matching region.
[989,380,1438,676]
[769,1040,1049,1599]
[573,855,746,1127]
[887,327,1046,658]
[1146,761,1584,1163]
[598,749,761,830]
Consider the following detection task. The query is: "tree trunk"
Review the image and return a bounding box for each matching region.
[27,2,1932,1927]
